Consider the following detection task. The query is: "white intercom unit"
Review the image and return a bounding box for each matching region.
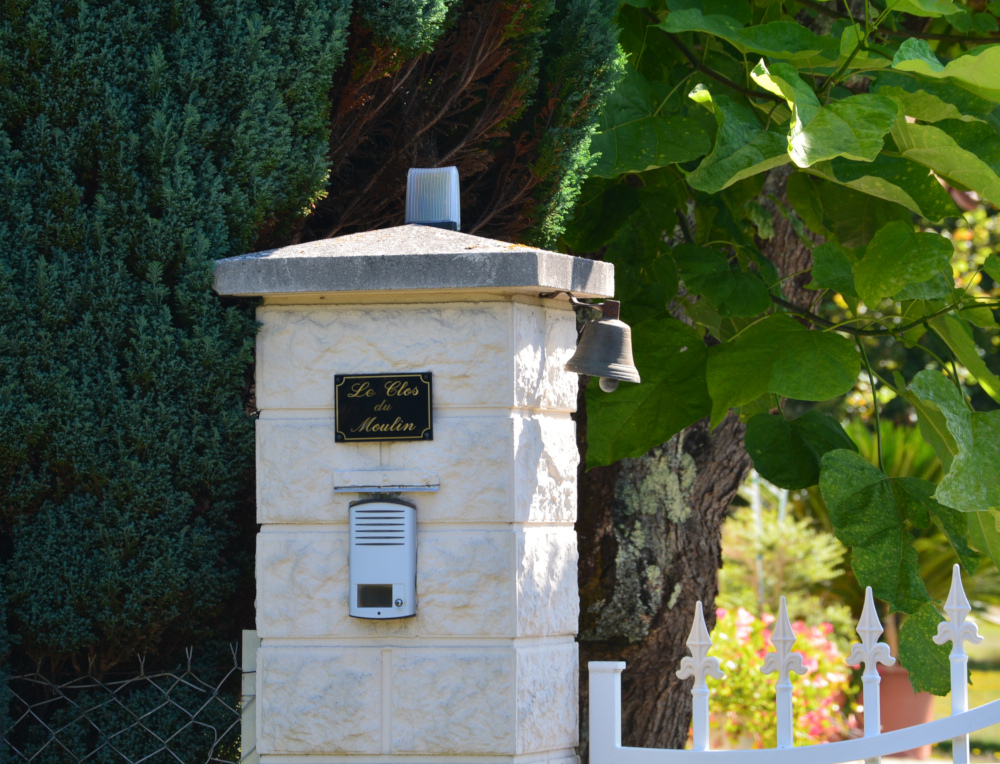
[349,498,417,619]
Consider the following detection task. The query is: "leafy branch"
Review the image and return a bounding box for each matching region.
[663,31,784,103]
[798,0,1000,44]
[768,295,977,337]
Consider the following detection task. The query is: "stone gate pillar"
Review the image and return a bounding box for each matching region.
[214,224,613,763]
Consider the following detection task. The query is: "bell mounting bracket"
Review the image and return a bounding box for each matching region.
[539,291,620,320]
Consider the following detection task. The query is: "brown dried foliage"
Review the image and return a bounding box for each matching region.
[295,0,557,244]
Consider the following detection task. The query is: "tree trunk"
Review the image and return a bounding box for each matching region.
[575,192,812,755]
[576,397,750,754]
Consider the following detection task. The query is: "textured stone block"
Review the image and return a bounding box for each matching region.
[516,641,579,754]
[256,415,511,524]
[517,526,579,637]
[257,413,577,524]
[256,301,579,414]
[391,649,515,755]
[256,303,510,410]
[256,529,514,639]
[257,527,577,639]
[257,647,381,755]
[513,304,578,412]
[514,413,578,523]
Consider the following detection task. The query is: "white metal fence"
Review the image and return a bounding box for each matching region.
[590,564,1000,764]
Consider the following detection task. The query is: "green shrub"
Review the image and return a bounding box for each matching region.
[0,0,348,674]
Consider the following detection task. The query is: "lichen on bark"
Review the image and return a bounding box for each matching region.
[581,433,697,643]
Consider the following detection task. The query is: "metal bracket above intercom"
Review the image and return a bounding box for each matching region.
[333,469,439,493]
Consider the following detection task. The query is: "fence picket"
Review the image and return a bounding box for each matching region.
[676,601,725,751]
[847,586,895,764]
[761,596,806,749]
[933,564,984,764]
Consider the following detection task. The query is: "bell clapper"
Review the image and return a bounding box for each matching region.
[599,377,619,393]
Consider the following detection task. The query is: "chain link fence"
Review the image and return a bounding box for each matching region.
[1,647,243,763]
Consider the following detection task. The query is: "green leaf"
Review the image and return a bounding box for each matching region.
[894,272,953,300]
[810,242,857,296]
[887,0,959,16]
[563,180,640,252]
[584,317,712,468]
[904,384,958,471]
[985,253,1000,282]
[929,314,1000,401]
[893,39,945,72]
[706,314,860,427]
[946,7,974,31]
[721,271,771,317]
[891,476,981,573]
[673,243,735,303]
[794,177,911,248]
[591,66,712,177]
[853,221,954,306]
[666,0,753,23]
[786,172,831,238]
[975,11,1000,31]
[872,70,1000,125]
[909,370,1000,512]
[660,9,839,68]
[819,449,932,613]
[686,87,789,194]
[893,42,1000,103]
[898,603,951,696]
[807,154,957,223]
[752,61,897,167]
[926,496,982,574]
[838,25,892,71]
[968,510,1000,570]
[745,410,857,489]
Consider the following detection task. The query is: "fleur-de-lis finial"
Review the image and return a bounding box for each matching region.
[677,601,725,688]
[762,597,807,683]
[933,564,983,764]
[847,587,894,746]
[848,587,895,678]
[762,596,806,749]
[933,564,983,654]
[677,601,724,752]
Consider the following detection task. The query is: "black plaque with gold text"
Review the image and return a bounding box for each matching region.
[335,373,433,443]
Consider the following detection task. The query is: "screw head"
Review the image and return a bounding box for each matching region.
[394,598,404,607]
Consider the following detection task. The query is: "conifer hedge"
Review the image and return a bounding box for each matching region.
[0,0,349,674]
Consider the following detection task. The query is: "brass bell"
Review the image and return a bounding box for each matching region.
[565,300,641,392]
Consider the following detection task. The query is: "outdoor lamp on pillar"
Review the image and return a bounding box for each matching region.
[543,292,640,392]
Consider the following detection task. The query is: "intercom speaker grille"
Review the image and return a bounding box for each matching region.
[351,506,407,546]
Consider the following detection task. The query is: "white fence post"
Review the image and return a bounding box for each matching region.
[762,596,806,749]
[934,564,984,764]
[676,601,725,751]
[848,587,895,764]
[589,661,626,764]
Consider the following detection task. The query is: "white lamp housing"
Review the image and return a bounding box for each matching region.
[349,498,417,619]
[405,166,460,231]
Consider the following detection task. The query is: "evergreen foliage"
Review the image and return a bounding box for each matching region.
[355,0,458,52]
[0,0,348,674]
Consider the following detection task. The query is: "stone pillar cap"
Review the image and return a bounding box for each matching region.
[213,224,613,299]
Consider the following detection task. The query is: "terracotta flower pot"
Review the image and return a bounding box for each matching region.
[859,664,936,759]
